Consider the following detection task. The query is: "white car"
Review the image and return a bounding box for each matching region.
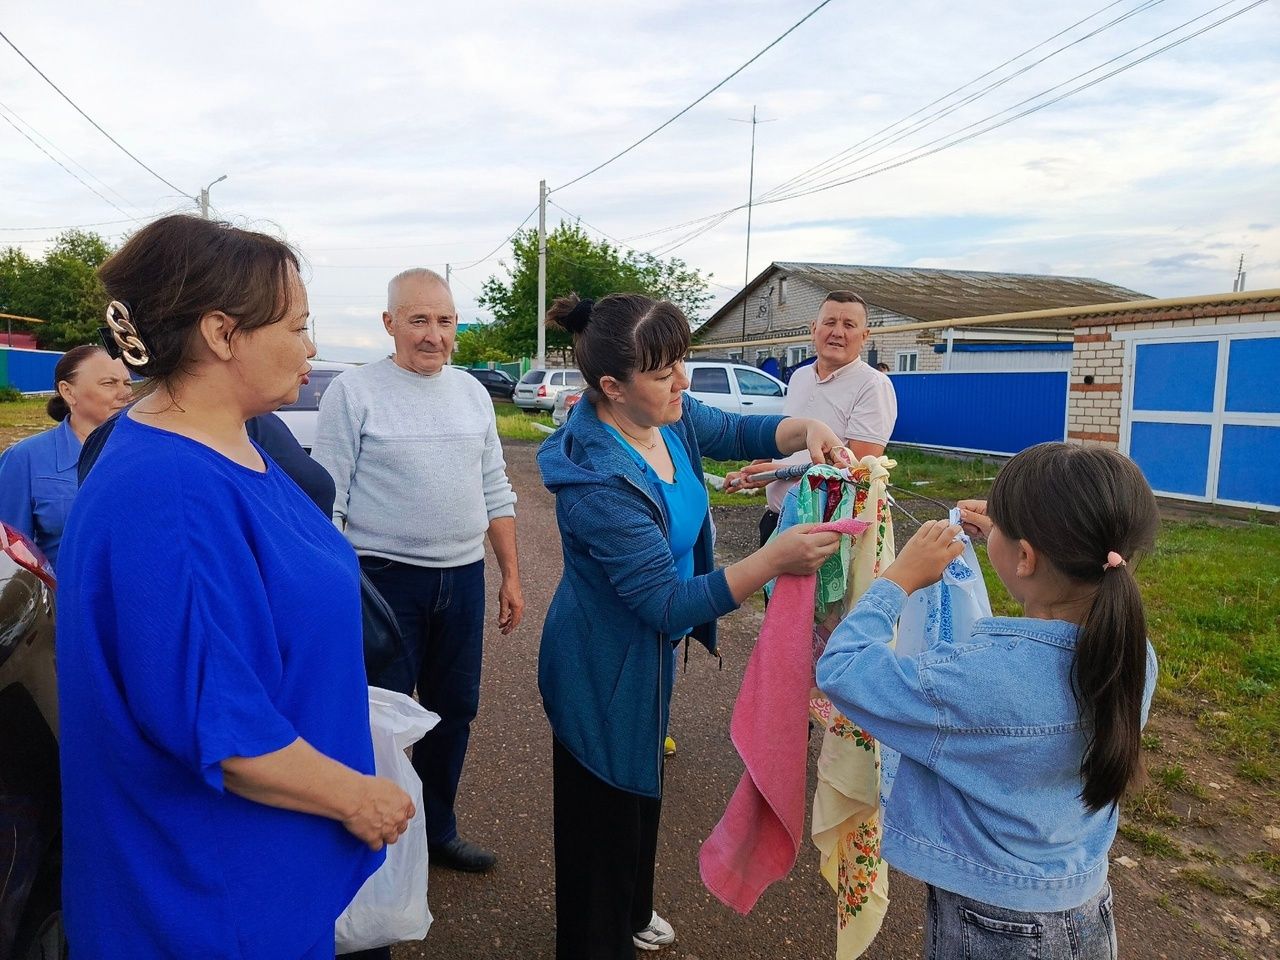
[513,368,584,412]
[684,361,787,416]
[275,359,360,451]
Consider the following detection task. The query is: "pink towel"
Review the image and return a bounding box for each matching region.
[700,517,869,914]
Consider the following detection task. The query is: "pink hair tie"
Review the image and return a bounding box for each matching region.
[1103,551,1127,571]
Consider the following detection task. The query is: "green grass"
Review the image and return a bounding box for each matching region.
[1119,823,1186,859]
[1179,868,1236,896]
[492,401,554,443]
[1245,851,1280,877]
[882,445,1002,503]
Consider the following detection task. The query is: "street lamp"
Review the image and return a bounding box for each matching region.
[198,174,228,219]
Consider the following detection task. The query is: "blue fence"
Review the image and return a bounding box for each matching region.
[1,346,63,393]
[888,371,1068,457]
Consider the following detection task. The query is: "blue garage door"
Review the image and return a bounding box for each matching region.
[1126,332,1279,511]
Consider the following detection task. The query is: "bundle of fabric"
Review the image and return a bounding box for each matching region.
[701,458,896,960]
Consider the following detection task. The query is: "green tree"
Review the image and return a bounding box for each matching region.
[0,231,115,350]
[478,222,712,359]
[452,322,512,366]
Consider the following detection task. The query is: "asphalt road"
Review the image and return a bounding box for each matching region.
[392,439,1229,960]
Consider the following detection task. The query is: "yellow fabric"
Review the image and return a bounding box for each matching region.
[808,456,896,960]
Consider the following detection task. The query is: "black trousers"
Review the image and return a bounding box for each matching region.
[553,738,663,960]
[759,508,780,547]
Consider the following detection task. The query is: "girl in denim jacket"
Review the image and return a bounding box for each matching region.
[817,443,1160,960]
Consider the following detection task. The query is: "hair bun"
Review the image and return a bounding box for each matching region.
[562,297,594,334]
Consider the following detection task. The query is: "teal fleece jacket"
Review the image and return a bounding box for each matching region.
[537,394,784,797]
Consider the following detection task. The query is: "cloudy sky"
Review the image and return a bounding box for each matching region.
[2,0,1277,361]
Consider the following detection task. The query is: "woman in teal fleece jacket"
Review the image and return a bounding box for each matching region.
[537,292,844,960]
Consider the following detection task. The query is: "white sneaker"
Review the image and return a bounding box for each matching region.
[633,911,676,951]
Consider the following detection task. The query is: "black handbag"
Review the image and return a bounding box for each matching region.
[359,570,412,689]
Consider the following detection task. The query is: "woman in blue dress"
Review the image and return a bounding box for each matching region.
[57,214,414,959]
[0,344,131,567]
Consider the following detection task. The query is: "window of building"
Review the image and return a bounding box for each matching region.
[690,366,732,394]
[735,368,783,397]
[787,345,810,366]
[896,351,919,372]
[728,350,743,361]
[778,277,787,305]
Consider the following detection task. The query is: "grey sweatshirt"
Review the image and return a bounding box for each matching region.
[312,358,517,568]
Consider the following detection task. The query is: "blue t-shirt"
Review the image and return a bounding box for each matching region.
[57,414,381,959]
[603,423,708,637]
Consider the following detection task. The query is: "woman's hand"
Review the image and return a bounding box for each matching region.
[883,520,965,595]
[774,418,844,468]
[956,499,992,541]
[342,775,416,851]
[763,523,842,576]
[723,458,778,491]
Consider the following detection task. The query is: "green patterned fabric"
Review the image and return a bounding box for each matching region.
[792,465,855,619]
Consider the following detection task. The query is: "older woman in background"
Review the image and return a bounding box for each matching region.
[57,214,413,960]
[0,344,130,566]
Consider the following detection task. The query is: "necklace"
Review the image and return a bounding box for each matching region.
[614,420,659,450]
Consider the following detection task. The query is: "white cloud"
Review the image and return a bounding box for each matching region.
[2,0,1276,361]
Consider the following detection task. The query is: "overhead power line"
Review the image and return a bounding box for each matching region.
[551,0,838,193]
[0,217,139,232]
[0,28,187,196]
[605,0,1269,258]
[0,111,138,220]
[758,0,1168,203]
[451,205,540,272]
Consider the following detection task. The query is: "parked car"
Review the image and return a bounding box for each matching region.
[551,388,584,427]
[275,360,360,452]
[684,361,787,416]
[466,367,516,401]
[513,368,584,412]
[0,521,63,960]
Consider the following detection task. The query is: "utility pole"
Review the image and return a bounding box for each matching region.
[445,263,452,288]
[1232,253,1247,292]
[199,174,227,219]
[536,179,548,370]
[730,108,775,344]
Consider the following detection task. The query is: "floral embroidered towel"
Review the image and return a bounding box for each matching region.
[699,516,869,915]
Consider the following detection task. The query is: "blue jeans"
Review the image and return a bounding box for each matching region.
[925,884,1116,960]
[358,556,485,848]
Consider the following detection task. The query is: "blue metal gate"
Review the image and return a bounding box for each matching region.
[888,371,1068,456]
[1124,331,1279,511]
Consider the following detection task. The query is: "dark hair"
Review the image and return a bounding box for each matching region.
[47,344,108,422]
[97,215,300,390]
[988,443,1160,811]
[546,292,690,392]
[823,290,868,309]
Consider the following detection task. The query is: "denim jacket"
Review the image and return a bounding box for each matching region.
[816,578,1157,912]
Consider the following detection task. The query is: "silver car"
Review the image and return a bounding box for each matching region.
[513,369,584,412]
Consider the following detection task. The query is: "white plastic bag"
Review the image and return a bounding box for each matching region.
[335,687,439,953]
[883,511,992,801]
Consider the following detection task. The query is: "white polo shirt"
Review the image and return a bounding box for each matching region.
[765,358,898,513]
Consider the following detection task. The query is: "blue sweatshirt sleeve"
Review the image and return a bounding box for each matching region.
[565,486,738,634]
[815,578,948,768]
[684,395,784,463]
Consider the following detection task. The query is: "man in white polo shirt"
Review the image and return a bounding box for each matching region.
[726,290,897,545]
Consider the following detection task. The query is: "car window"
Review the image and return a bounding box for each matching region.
[519,370,544,385]
[564,371,584,386]
[550,372,564,386]
[735,368,783,397]
[689,367,731,395]
[279,370,340,411]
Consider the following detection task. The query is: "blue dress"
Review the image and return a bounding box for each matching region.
[57,414,382,959]
[0,417,81,567]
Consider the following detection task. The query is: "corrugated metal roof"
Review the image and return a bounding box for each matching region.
[772,262,1150,323]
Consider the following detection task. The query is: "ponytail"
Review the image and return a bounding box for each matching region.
[1075,564,1148,810]
[988,443,1160,811]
